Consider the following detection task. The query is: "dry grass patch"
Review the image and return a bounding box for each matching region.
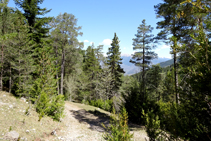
[0,91,66,141]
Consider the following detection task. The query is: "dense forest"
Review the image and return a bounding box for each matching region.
[0,0,211,140]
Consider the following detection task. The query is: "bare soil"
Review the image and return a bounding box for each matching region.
[60,101,149,141]
[0,91,148,141]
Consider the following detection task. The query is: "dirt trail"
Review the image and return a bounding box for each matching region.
[61,102,148,141]
[62,102,105,141]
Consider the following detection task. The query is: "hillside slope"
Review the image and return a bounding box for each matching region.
[0,91,66,141]
[0,92,148,141]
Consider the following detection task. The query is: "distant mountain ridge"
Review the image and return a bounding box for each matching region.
[120,55,172,75]
[159,59,174,68]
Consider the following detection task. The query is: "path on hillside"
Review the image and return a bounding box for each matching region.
[61,102,149,141]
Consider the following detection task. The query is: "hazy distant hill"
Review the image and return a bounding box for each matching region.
[121,55,171,75]
[159,59,174,68]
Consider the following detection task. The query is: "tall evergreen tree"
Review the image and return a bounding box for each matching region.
[50,13,82,95]
[107,33,124,94]
[130,19,157,98]
[14,0,52,44]
[9,11,35,96]
[83,45,101,99]
[0,0,14,91]
[155,0,188,103]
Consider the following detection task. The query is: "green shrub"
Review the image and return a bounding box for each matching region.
[87,99,113,112]
[35,92,65,121]
[103,107,133,141]
[47,95,65,121]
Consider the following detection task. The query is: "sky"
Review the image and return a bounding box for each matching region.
[8,0,172,59]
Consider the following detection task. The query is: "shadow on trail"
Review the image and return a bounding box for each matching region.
[69,109,110,132]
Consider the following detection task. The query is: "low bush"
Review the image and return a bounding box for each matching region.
[36,92,65,121]
[88,99,113,112]
[102,107,133,141]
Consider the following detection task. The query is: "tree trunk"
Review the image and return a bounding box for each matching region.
[174,50,179,104]
[61,49,65,95]
[55,45,60,95]
[142,40,145,100]
[9,65,11,93]
[0,44,4,91]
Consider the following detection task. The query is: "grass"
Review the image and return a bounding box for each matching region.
[0,91,66,141]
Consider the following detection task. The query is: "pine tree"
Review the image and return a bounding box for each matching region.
[0,0,18,92]
[29,41,64,121]
[103,107,133,141]
[83,45,101,99]
[50,13,82,95]
[130,19,157,99]
[107,33,124,94]
[146,65,162,101]
[155,0,187,104]
[14,0,52,44]
[9,11,35,96]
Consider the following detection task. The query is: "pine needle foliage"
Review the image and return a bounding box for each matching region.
[102,107,133,141]
[30,42,64,121]
[107,33,125,93]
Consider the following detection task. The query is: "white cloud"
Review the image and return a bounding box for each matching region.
[121,53,131,57]
[123,47,126,50]
[84,40,89,43]
[159,55,171,59]
[102,39,112,46]
[103,52,107,57]
[161,44,170,49]
[90,42,94,45]
[155,49,161,51]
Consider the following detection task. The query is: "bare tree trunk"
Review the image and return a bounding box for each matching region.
[174,50,179,104]
[61,49,65,95]
[0,44,3,91]
[9,65,11,93]
[142,40,145,100]
[18,50,21,93]
[55,45,60,95]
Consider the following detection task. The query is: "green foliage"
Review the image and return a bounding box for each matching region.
[107,33,124,93]
[30,43,64,121]
[103,107,133,141]
[46,95,65,121]
[35,89,65,121]
[89,99,113,112]
[9,126,12,131]
[14,0,52,44]
[142,109,162,141]
[36,92,50,121]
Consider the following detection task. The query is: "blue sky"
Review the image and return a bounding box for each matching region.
[8,0,171,59]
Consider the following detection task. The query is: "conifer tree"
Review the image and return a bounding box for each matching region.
[14,0,52,44]
[130,19,157,98]
[83,45,101,99]
[155,0,187,103]
[146,65,162,101]
[107,33,124,94]
[0,0,15,91]
[50,13,82,95]
[29,41,65,121]
[9,11,35,96]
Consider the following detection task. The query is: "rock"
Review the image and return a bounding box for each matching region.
[3,95,6,97]
[51,130,56,135]
[20,97,26,102]
[9,105,13,108]
[4,131,19,141]
[25,130,29,133]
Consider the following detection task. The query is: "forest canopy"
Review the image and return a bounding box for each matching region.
[0,0,210,140]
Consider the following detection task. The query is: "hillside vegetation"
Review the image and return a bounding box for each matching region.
[0,91,148,141]
[0,91,66,140]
